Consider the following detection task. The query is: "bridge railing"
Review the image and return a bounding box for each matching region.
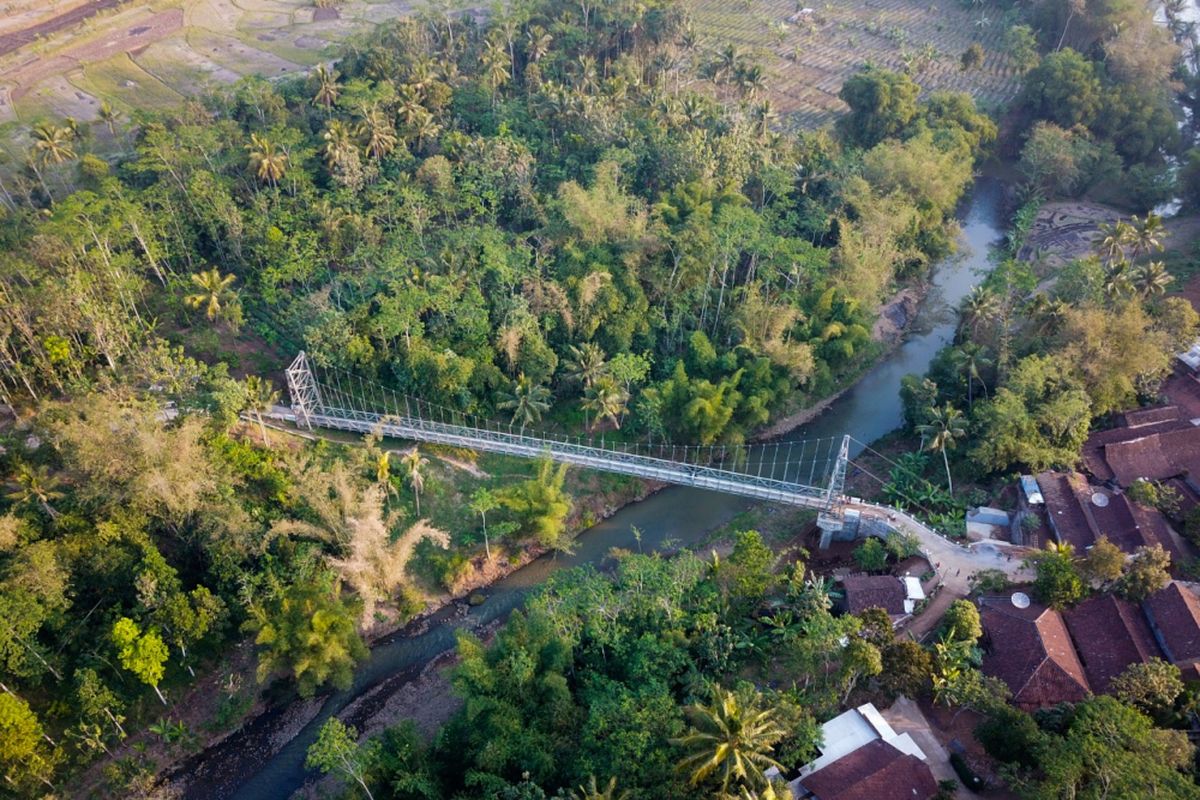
[302,405,836,509]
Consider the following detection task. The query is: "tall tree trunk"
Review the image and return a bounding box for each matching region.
[942,447,953,495]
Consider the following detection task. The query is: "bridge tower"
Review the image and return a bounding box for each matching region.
[816,434,851,549]
[285,351,321,430]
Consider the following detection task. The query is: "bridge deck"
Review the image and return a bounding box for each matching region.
[279,407,836,510]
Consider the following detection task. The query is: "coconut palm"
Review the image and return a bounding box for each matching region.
[397,84,426,127]
[569,776,630,800]
[244,375,280,445]
[749,100,777,137]
[1133,260,1173,298]
[5,463,64,520]
[185,268,238,324]
[400,448,429,516]
[563,342,608,389]
[481,38,512,101]
[526,25,553,62]
[952,343,991,409]
[98,100,121,135]
[30,122,76,167]
[959,285,999,338]
[1096,219,1135,264]
[410,109,442,153]
[498,374,552,431]
[1104,261,1135,303]
[322,120,358,171]
[357,103,398,160]
[672,687,785,793]
[916,404,967,494]
[582,377,629,431]
[710,44,745,84]
[312,64,340,113]
[246,134,288,186]
[1130,212,1166,259]
[469,487,500,560]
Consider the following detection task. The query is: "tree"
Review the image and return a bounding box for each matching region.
[916,404,966,494]
[160,587,223,677]
[840,638,883,703]
[1111,658,1184,718]
[1081,536,1125,586]
[312,64,340,112]
[1029,544,1086,608]
[98,100,121,135]
[498,374,552,431]
[30,121,76,167]
[880,640,934,698]
[672,687,784,793]
[246,133,288,186]
[0,690,57,792]
[5,463,64,519]
[837,67,920,148]
[1133,261,1173,298]
[400,448,429,517]
[357,103,398,160]
[852,538,888,573]
[975,705,1044,767]
[185,268,241,329]
[582,377,629,431]
[469,488,500,560]
[247,580,367,697]
[1019,49,1102,129]
[244,375,280,445]
[306,717,379,800]
[111,617,170,705]
[725,530,777,603]
[568,776,630,800]
[1116,545,1171,602]
[941,600,982,644]
[564,342,608,389]
[1029,696,1195,798]
[960,43,985,71]
[498,457,571,550]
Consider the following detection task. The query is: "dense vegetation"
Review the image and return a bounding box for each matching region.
[0,0,1001,794]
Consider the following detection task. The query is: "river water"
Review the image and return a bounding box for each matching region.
[211,177,1004,800]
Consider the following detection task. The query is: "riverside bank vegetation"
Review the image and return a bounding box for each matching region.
[0,0,1197,797]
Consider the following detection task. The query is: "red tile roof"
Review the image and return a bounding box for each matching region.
[1082,418,1192,483]
[980,598,1091,709]
[1144,582,1200,669]
[1064,595,1164,693]
[842,575,906,616]
[1036,472,1097,551]
[1120,406,1183,428]
[799,739,938,800]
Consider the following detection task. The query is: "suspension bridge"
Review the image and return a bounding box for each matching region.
[282,352,862,542]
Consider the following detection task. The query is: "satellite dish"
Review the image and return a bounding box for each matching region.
[1091,492,1110,508]
[1011,592,1031,609]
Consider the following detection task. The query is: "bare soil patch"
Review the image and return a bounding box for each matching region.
[0,0,125,58]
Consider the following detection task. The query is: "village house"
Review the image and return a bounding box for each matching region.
[979,582,1200,708]
[784,703,938,800]
[840,574,926,625]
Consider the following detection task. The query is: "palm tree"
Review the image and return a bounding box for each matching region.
[1133,260,1173,297]
[246,134,287,187]
[959,285,999,338]
[916,404,967,494]
[5,463,64,520]
[749,100,776,137]
[481,38,512,102]
[244,375,280,445]
[734,62,767,99]
[1130,212,1166,259]
[185,268,238,324]
[582,377,629,431]
[1096,219,1134,264]
[397,84,426,127]
[526,25,553,62]
[469,488,500,560]
[711,44,744,84]
[322,120,358,172]
[411,109,442,153]
[569,776,630,800]
[357,104,398,161]
[672,687,785,793]
[98,100,121,135]
[564,342,607,389]
[400,448,429,516]
[498,374,551,431]
[952,343,991,409]
[30,122,76,166]
[1104,261,1134,303]
[312,64,340,113]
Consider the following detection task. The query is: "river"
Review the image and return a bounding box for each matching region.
[193,176,1004,800]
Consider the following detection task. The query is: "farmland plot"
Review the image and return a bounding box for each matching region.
[691,0,1022,128]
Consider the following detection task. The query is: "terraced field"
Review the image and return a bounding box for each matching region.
[0,0,413,161]
[691,0,1023,128]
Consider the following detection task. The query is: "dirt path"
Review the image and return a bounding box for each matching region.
[3,8,185,102]
[0,0,125,58]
